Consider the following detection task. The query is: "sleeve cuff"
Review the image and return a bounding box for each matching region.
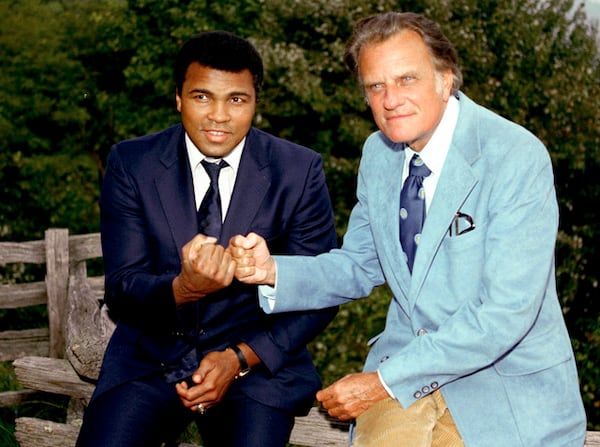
[258,284,277,312]
[377,370,395,399]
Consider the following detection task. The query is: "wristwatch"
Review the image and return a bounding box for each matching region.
[228,344,251,378]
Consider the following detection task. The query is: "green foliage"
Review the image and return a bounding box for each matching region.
[1,151,100,240]
[0,0,599,434]
[309,285,391,387]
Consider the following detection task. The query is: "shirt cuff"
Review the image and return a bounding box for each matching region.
[258,284,277,311]
[377,370,395,399]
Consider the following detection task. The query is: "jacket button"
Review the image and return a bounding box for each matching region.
[414,391,422,399]
[431,382,439,389]
[422,386,430,394]
[416,328,428,336]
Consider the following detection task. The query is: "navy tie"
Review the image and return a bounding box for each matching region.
[197,159,228,238]
[399,154,431,273]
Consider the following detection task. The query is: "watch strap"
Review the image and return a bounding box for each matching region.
[228,344,251,378]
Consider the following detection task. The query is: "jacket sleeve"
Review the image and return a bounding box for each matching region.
[100,144,180,328]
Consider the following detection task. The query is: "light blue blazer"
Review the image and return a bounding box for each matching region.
[262,93,586,446]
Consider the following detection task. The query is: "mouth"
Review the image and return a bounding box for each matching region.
[385,112,413,122]
[205,129,229,136]
[203,129,231,142]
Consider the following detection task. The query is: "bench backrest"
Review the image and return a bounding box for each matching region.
[0,228,71,361]
[0,229,103,406]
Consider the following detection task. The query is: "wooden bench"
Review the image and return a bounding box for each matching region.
[2,229,599,446]
[1,229,348,446]
[11,356,348,447]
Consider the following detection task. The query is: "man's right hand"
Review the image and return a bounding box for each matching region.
[173,234,236,305]
[228,232,276,286]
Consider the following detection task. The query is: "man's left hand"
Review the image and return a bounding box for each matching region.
[316,372,389,420]
[175,348,239,412]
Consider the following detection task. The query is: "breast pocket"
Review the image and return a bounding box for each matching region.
[437,219,487,300]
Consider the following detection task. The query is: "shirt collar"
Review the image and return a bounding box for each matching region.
[405,95,459,175]
[184,133,245,174]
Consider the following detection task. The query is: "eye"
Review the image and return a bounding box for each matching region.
[231,96,245,104]
[399,75,417,85]
[193,93,209,102]
[366,83,385,93]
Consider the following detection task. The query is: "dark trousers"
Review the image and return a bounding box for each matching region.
[76,374,295,447]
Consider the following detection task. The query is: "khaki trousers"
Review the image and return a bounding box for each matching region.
[352,391,464,447]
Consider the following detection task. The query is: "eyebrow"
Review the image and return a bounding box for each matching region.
[187,88,253,98]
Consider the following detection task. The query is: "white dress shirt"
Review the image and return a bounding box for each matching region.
[401,95,459,214]
[185,133,245,221]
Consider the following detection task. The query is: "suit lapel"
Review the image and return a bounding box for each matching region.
[369,138,412,300]
[220,130,271,244]
[154,128,199,258]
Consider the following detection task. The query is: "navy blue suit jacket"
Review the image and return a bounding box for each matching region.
[95,124,338,414]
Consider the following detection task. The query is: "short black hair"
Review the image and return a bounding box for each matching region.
[174,30,264,99]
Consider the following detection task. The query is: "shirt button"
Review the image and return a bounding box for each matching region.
[416,328,428,336]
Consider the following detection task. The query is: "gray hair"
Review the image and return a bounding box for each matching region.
[343,12,463,95]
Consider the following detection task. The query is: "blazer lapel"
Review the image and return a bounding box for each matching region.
[220,131,271,244]
[154,129,199,257]
[369,138,412,300]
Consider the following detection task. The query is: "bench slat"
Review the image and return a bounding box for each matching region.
[13,356,95,401]
[0,389,42,407]
[290,407,348,446]
[0,328,49,361]
[13,414,600,447]
[0,281,47,308]
[15,417,80,447]
[68,233,102,263]
[0,240,46,264]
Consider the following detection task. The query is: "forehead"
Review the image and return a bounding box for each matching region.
[358,30,434,79]
[183,62,255,93]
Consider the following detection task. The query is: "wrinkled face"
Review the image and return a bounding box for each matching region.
[359,30,453,151]
[176,62,256,158]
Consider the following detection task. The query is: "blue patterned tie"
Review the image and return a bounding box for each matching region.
[399,154,431,273]
[197,159,228,238]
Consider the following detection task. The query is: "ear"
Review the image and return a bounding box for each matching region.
[175,91,182,112]
[441,69,454,101]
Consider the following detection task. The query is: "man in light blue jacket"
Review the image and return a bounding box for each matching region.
[228,11,586,447]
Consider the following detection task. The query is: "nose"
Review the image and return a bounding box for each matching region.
[383,84,405,110]
[207,101,230,123]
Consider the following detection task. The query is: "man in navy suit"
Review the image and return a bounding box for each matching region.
[76,31,338,447]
